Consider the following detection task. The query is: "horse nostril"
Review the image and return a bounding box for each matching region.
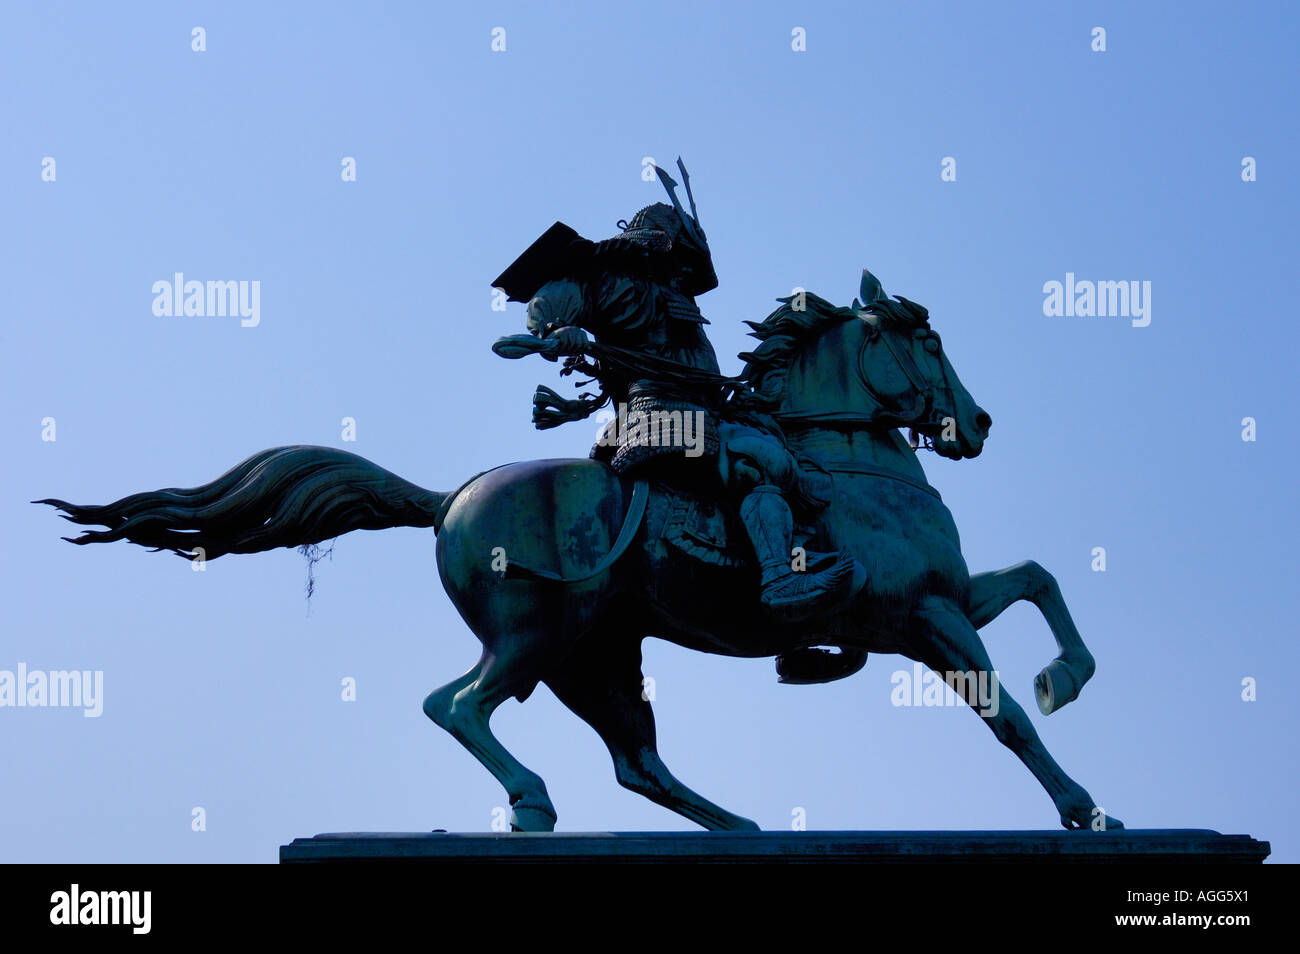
[975,411,992,432]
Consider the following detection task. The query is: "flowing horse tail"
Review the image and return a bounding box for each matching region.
[34,445,450,560]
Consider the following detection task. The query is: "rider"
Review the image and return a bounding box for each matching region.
[492,165,863,623]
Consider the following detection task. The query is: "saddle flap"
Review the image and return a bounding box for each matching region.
[662,489,749,568]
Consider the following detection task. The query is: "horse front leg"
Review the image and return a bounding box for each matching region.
[909,596,1123,831]
[966,561,1095,714]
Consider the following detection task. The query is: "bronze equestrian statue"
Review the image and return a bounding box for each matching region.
[38,160,1121,834]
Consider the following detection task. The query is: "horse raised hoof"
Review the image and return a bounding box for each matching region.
[1034,654,1093,715]
[510,804,557,833]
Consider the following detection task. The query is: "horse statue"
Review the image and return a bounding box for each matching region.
[36,269,1120,834]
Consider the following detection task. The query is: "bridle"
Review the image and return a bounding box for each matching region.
[874,320,960,451]
[774,318,955,448]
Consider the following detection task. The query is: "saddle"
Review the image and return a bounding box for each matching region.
[652,479,868,685]
[656,452,833,573]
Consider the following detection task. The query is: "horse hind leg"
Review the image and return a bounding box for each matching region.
[423,646,558,832]
[910,595,1123,831]
[545,634,761,832]
[966,561,1095,714]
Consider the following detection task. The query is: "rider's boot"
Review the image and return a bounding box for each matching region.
[739,484,864,623]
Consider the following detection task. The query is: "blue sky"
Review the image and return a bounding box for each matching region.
[2,0,1295,862]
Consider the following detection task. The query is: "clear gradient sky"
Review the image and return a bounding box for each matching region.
[2,0,1296,862]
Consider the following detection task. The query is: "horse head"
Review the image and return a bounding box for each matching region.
[741,269,991,460]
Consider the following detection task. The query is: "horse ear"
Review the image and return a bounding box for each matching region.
[858,269,886,306]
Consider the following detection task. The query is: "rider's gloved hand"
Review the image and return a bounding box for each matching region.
[541,326,589,360]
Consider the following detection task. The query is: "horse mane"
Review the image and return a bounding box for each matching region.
[736,291,856,410]
[736,288,932,410]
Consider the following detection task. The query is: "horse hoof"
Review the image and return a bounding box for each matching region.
[510,806,557,832]
[1035,659,1082,715]
[1060,810,1125,831]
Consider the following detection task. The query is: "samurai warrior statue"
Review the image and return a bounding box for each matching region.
[492,160,863,622]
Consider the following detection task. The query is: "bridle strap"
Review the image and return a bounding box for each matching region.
[873,323,935,400]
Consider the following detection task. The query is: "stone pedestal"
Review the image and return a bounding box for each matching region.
[280,829,1270,864]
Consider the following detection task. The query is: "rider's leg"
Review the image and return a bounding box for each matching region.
[721,423,864,622]
[738,485,861,621]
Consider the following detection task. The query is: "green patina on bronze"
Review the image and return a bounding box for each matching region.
[38,161,1120,835]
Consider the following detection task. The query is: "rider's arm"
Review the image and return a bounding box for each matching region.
[579,275,655,338]
[524,279,588,357]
